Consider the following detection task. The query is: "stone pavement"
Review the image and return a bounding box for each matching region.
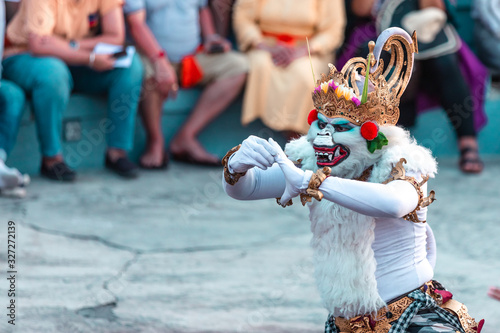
[1,158,500,333]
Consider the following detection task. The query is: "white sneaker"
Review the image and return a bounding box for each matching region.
[0,160,29,198]
[0,160,19,190]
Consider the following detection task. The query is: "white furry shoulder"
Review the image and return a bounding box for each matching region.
[370,126,438,183]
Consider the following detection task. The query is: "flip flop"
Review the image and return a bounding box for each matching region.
[459,146,484,174]
[139,153,169,170]
[171,152,221,167]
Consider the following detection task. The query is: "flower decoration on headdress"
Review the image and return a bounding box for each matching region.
[307,109,318,125]
[361,121,388,153]
[314,79,361,107]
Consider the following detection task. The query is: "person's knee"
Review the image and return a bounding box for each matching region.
[217,53,249,84]
[115,54,144,87]
[34,57,73,94]
[229,53,250,74]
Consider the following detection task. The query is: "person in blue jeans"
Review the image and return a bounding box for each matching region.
[2,0,143,181]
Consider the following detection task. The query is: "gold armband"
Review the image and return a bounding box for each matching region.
[383,158,436,223]
[299,167,331,206]
[222,145,247,186]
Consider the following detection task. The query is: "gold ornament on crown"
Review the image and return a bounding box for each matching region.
[312,29,419,126]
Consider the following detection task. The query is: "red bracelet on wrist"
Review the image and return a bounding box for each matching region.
[157,50,166,59]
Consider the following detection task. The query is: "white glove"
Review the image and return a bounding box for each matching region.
[268,138,313,207]
[228,135,277,173]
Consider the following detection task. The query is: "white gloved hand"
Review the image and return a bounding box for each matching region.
[268,138,313,207]
[228,135,277,173]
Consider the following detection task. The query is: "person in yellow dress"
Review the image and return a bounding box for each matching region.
[233,0,346,136]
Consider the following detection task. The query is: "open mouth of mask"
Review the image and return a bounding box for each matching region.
[313,144,350,167]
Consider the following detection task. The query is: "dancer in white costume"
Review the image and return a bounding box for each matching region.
[222,28,483,333]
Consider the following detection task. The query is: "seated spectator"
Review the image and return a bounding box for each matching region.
[0,0,28,197]
[349,0,486,173]
[473,0,500,79]
[2,0,143,181]
[124,0,248,167]
[233,0,346,137]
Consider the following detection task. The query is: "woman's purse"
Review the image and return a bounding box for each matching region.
[179,54,204,88]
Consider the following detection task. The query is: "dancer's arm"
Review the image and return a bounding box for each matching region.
[269,138,421,216]
[223,164,286,200]
[319,175,421,218]
[223,136,286,200]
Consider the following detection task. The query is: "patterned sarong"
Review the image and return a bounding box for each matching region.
[325,287,466,333]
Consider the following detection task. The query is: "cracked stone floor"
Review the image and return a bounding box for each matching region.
[1,159,500,333]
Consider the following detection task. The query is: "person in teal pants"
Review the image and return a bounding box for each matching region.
[3,0,143,181]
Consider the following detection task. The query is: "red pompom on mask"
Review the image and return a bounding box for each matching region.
[307,109,318,125]
[360,121,379,141]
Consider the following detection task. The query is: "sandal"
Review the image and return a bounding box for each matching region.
[171,152,221,167]
[459,146,484,174]
[139,153,169,170]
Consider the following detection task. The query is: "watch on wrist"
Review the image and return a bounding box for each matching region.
[153,50,166,61]
[69,40,80,50]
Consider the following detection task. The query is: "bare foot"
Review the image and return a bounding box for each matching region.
[170,137,220,165]
[106,148,127,162]
[140,141,166,168]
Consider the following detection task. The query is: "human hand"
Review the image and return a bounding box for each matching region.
[228,135,277,173]
[204,34,231,53]
[488,286,500,302]
[268,138,313,207]
[154,57,178,100]
[91,54,115,72]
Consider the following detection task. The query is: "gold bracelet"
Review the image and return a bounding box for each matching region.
[222,145,247,185]
[299,167,331,206]
[383,158,436,223]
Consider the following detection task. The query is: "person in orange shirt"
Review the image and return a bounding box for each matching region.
[2,0,143,180]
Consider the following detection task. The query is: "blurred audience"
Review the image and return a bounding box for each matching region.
[2,0,143,181]
[124,0,248,167]
[0,0,28,197]
[349,0,485,174]
[233,0,346,136]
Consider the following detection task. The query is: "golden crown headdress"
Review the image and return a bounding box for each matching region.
[312,28,418,126]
